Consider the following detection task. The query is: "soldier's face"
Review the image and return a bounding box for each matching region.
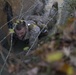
[15,27,27,40]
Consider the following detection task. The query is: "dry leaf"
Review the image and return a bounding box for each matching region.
[59,63,74,75]
[45,51,63,63]
[27,67,39,75]
[63,47,71,57]
[8,64,16,73]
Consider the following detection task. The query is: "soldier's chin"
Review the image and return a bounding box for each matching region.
[18,36,25,40]
[18,37,23,40]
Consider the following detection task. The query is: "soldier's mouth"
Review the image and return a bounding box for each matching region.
[18,35,25,40]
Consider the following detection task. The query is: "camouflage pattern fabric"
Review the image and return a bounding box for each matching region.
[24,20,40,49]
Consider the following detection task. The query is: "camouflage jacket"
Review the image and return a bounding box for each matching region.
[23,20,40,49]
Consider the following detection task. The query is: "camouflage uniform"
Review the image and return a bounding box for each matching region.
[13,19,47,50]
[33,0,44,15]
[23,20,40,49]
[26,2,58,30]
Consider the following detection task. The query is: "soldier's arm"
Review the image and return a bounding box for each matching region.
[29,25,40,50]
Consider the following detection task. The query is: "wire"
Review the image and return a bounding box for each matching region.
[26,12,58,55]
[19,0,24,19]
[16,10,58,56]
[0,1,37,74]
[0,1,58,74]
[0,0,37,54]
[26,11,58,56]
[0,33,13,75]
[20,0,37,18]
[0,17,17,30]
[0,33,10,43]
[0,0,37,30]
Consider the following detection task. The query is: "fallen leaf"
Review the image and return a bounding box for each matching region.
[9,29,15,34]
[8,64,15,73]
[23,47,29,51]
[67,66,74,75]
[27,67,39,75]
[45,51,63,63]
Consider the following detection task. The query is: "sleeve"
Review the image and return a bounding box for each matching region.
[29,25,40,49]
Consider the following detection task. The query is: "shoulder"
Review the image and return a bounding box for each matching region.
[26,20,40,32]
[32,24,40,32]
[25,20,36,25]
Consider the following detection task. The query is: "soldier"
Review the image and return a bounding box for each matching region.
[13,20,40,50]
